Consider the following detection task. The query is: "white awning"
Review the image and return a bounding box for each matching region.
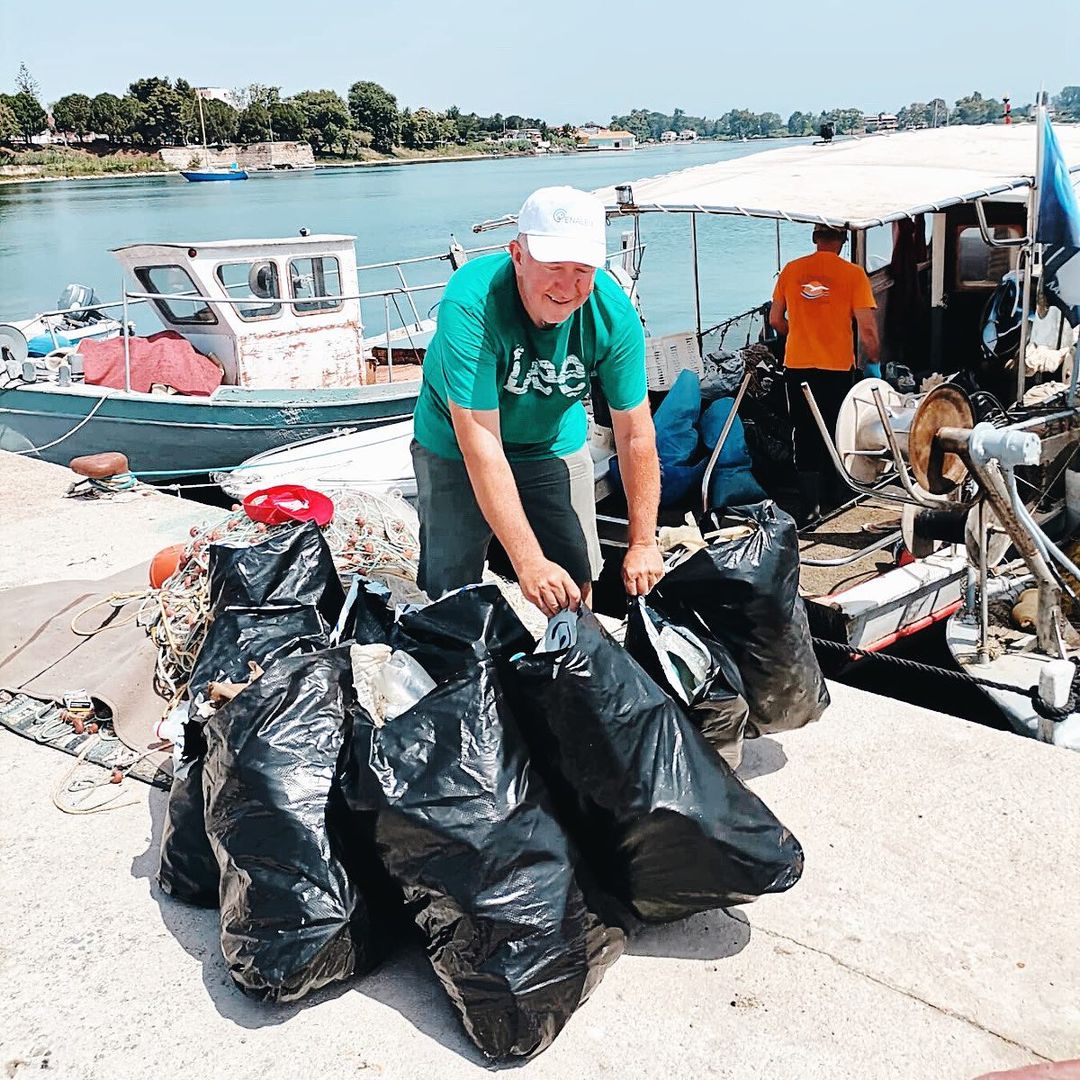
[474,125,1080,233]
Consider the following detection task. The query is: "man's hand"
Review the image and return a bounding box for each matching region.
[622,541,664,597]
[517,556,582,617]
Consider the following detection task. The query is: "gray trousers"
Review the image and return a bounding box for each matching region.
[411,440,603,600]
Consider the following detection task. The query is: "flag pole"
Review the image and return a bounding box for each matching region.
[1016,93,1046,404]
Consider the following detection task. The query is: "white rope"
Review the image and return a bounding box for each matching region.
[8,391,113,455]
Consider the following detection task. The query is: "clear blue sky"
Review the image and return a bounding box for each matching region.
[1,0,1075,123]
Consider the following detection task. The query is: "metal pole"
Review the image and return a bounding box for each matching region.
[1016,99,1047,403]
[122,284,131,393]
[395,263,422,328]
[384,294,393,383]
[690,213,702,344]
[700,371,752,512]
[977,499,990,665]
[775,219,782,275]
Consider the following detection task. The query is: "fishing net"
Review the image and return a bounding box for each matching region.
[145,489,420,701]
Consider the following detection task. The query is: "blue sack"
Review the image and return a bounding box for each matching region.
[653,368,701,465]
[707,465,766,511]
[700,398,751,467]
[610,455,707,510]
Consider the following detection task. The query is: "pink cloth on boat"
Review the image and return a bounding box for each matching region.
[80,331,223,396]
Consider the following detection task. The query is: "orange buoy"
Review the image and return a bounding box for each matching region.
[149,543,187,588]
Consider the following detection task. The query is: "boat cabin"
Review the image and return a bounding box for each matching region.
[111,235,369,390]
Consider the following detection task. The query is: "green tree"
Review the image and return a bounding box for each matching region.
[347,80,399,152]
[237,102,272,143]
[896,101,929,129]
[951,91,1002,125]
[200,98,238,144]
[293,89,351,152]
[927,98,948,126]
[756,111,782,136]
[90,92,125,143]
[787,111,813,135]
[718,108,757,139]
[126,77,185,144]
[1053,86,1080,121]
[10,90,46,144]
[52,93,93,141]
[0,96,18,142]
[269,100,305,141]
[128,76,172,104]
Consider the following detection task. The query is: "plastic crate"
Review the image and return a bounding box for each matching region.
[645,331,703,391]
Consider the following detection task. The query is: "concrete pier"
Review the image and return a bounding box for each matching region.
[1,451,1078,1080]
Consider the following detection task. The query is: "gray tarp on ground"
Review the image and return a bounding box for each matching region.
[0,563,169,767]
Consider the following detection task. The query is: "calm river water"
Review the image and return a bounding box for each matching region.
[0,138,840,337]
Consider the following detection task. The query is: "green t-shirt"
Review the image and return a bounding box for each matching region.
[412,253,647,461]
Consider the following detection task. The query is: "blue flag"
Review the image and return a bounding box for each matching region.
[1037,112,1080,324]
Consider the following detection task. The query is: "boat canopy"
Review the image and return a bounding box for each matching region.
[473,126,1080,232]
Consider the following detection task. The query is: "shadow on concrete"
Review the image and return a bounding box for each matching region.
[131,788,356,1028]
[350,945,495,1068]
[737,736,788,781]
[626,906,752,960]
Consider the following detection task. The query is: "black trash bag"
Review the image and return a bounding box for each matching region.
[624,596,749,768]
[347,656,623,1061]
[189,604,331,703]
[652,501,829,734]
[207,520,344,626]
[344,575,394,646]
[158,603,334,907]
[388,582,535,682]
[203,646,374,1002]
[158,722,218,907]
[511,607,803,926]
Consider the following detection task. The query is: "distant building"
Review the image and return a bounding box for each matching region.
[576,127,636,151]
[660,130,678,142]
[198,87,240,110]
[678,129,698,141]
[863,112,898,133]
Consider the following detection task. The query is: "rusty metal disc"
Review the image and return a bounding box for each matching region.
[908,385,974,494]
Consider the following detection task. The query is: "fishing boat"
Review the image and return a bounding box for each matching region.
[471,120,1080,749]
[0,232,445,477]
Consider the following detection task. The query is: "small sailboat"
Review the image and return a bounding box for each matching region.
[180,90,248,182]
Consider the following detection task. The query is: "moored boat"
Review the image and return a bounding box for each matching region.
[0,233,443,477]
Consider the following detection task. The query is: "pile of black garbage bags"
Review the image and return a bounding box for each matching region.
[158,502,826,1061]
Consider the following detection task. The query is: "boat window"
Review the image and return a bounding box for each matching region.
[955,225,1022,290]
[134,264,217,325]
[215,261,282,320]
[289,256,343,314]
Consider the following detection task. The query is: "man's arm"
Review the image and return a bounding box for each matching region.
[769,298,789,337]
[854,308,880,366]
[610,400,664,596]
[449,401,581,616]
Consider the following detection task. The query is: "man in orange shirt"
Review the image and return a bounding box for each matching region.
[769,225,880,522]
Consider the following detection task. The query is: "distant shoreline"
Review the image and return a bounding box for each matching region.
[0,136,774,186]
[0,147,544,185]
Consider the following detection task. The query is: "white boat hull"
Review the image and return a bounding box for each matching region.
[946,613,1080,750]
[216,420,418,500]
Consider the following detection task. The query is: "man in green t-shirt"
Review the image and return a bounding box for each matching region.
[412,185,663,616]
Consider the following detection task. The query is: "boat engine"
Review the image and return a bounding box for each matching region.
[56,284,106,327]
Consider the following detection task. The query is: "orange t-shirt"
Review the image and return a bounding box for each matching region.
[772,251,876,371]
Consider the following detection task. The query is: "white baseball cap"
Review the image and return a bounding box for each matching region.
[516,186,606,269]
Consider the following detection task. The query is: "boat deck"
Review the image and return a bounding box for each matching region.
[798,501,901,598]
[1,450,1077,1079]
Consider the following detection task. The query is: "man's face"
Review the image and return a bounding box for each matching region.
[510,237,596,328]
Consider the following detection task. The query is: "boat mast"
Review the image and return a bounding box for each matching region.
[197,90,209,168]
[1016,92,1047,403]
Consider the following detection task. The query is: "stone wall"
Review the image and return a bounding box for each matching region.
[158,141,315,171]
